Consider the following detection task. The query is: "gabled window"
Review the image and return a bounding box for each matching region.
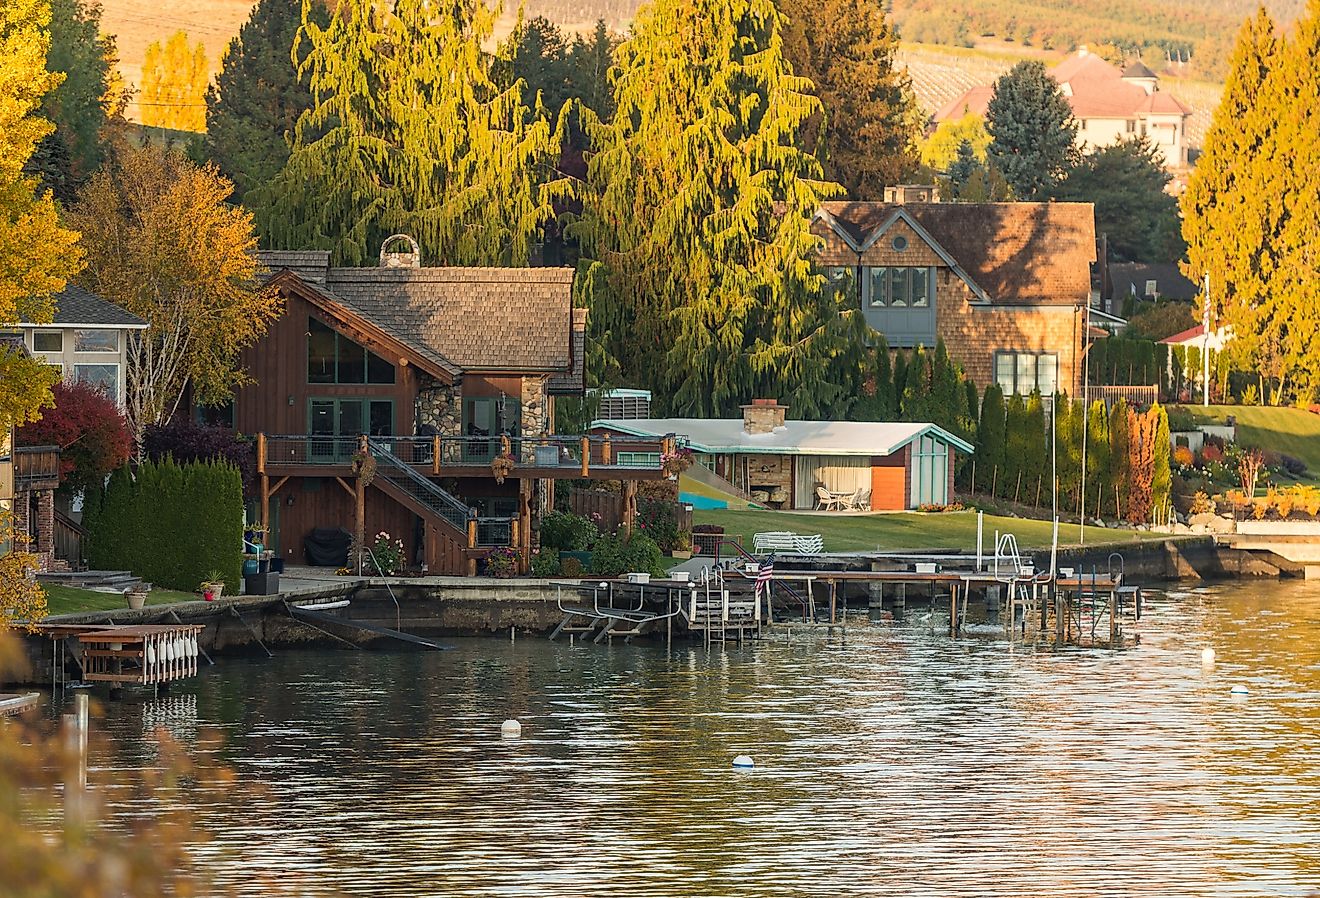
[307,317,396,385]
[860,266,937,348]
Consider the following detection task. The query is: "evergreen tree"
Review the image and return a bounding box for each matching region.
[204,0,326,203]
[853,339,895,420]
[569,20,619,122]
[946,140,978,190]
[777,0,917,198]
[1181,7,1277,383]
[254,0,565,267]
[498,16,573,114]
[1108,398,1131,519]
[986,60,1077,200]
[899,344,927,420]
[974,384,1005,494]
[1002,393,1028,500]
[572,0,859,417]
[1085,398,1111,517]
[139,31,208,132]
[1023,393,1049,507]
[1151,402,1172,516]
[963,378,979,429]
[29,0,122,202]
[1055,136,1184,263]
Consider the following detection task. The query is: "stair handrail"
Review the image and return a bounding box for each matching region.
[367,437,471,527]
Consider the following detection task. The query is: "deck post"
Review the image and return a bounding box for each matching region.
[432,435,441,475]
[256,433,267,474]
[466,514,478,577]
[510,517,520,571]
[580,436,590,477]
[621,479,637,536]
[518,477,532,573]
[602,434,612,466]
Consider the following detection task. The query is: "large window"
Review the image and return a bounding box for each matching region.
[910,434,949,506]
[74,329,117,352]
[860,266,936,348]
[995,351,1058,396]
[32,330,62,352]
[462,395,521,462]
[74,363,118,399]
[307,317,395,385]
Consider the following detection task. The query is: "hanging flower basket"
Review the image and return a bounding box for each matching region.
[491,452,517,484]
[351,449,378,487]
[660,447,694,478]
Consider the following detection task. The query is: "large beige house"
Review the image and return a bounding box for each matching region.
[934,49,1192,170]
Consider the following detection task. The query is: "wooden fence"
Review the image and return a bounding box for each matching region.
[1086,385,1159,409]
[569,488,692,536]
[54,511,85,568]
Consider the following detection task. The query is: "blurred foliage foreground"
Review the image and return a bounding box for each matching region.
[0,632,251,898]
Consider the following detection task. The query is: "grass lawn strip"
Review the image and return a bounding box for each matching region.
[42,584,199,617]
[1186,405,1320,481]
[693,509,1162,554]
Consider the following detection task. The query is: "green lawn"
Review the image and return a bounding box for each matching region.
[693,508,1161,554]
[41,585,198,617]
[1184,405,1320,476]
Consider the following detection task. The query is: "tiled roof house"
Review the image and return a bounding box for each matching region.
[933,48,1192,169]
[812,191,1096,398]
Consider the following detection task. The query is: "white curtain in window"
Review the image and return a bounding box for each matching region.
[795,456,870,508]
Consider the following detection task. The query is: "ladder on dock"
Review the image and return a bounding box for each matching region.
[548,582,678,645]
[679,568,762,644]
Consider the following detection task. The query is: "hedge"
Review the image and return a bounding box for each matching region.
[84,458,244,592]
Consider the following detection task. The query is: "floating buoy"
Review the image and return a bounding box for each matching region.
[1230,684,1249,695]
[732,755,755,769]
[1202,647,1216,666]
[501,719,522,738]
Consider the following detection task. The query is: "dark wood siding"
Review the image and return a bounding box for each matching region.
[233,292,424,436]
[271,477,421,568]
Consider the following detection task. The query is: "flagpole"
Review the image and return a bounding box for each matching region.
[1202,272,1211,408]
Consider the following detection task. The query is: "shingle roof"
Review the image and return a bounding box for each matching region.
[1121,60,1157,79]
[595,418,975,456]
[817,202,1096,304]
[258,250,331,285]
[317,266,577,372]
[1108,262,1198,301]
[932,85,993,122]
[20,285,146,328]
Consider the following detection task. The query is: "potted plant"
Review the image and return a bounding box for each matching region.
[660,447,694,479]
[671,529,693,560]
[199,571,226,602]
[125,582,151,611]
[490,452,516,484]
[484,546,520,578]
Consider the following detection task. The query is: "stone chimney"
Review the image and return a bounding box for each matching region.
[882,184,941,204]
[741,399,787,435]
[379,234,421,268]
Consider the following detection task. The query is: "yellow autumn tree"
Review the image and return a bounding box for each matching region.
[0,0,84,431]
[0,510,47,630]
[67,143,282,446]
[139,30,208,131]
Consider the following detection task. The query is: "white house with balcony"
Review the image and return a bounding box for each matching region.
[16,285,146,410]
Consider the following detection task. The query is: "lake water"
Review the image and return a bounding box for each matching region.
[89,581,1320,897]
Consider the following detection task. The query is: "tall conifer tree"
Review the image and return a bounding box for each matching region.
[205,0,326,203]
[572,0,858,417]
[254,0,565,267]
[1180,9,1280,390]
[777,0,917,198]
[986,61,1077,200]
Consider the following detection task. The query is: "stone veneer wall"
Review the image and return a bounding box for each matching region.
[521,377,548,441]
[416,378,461,436]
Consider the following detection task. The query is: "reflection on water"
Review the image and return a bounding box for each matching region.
[89,581,1320,896]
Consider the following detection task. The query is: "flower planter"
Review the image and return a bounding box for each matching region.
[671,550,692,560]
[126,592,148,611]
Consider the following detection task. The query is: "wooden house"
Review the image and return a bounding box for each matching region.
[223,243,671,575]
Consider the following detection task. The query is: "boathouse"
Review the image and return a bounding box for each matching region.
[593,401,973,511]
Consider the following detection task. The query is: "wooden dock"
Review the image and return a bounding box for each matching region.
[37,623,206,693]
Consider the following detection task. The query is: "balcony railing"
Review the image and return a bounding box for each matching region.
[257,433,677,477]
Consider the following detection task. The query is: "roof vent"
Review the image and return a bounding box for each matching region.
[379,234,421,269]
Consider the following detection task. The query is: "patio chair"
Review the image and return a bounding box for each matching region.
[792,534,824,555]
[841,487,871,511]
[815,486,842,511]
[754,531,798,554]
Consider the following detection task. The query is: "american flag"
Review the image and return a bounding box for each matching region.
[755,555,775,600]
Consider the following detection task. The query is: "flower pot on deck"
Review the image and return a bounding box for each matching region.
[126,592,147,611]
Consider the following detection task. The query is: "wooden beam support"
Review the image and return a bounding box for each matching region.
[602,434,612,466]
[260,473,269,532]
[269,476,289,496]
[432,435,441,476]
[518,478,532,574]
[256,433,267,475]
[621,479,638,536]
[334,476,356,497]
[580,436,590,477]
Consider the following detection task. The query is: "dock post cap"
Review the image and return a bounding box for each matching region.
[1201,647,1216,665]
[1229,684,1249,695]
[501,719,522,738]
[732,755,754,769]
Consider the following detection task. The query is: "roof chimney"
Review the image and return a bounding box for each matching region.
[379,234,421,269]
[882,184,941,204]
[741,398,787,435]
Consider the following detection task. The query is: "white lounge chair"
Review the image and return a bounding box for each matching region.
[792,534,824,554]
[753,531,797,554]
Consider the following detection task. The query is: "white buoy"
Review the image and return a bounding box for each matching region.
[1230,684,1249,695]
[1202,647,1216,666]
[732,754,755,769]
[501,719,522,738]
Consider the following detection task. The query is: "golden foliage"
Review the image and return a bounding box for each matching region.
[0,508,47,631]
[139,31,208,132]
[67,143,281,440]
[0,0,85,431]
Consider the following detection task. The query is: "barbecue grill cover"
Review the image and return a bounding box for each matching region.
[304,527,352,567]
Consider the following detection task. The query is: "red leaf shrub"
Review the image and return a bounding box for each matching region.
[15,380,131,495]
[1199,443,1224,464]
